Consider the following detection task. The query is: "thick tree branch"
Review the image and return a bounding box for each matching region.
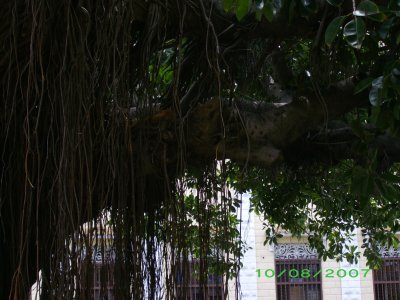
[284,126,400,169]
[138,78,371,170]
[183,78,369,167]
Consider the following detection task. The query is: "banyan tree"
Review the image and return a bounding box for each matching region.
[1,0,400,299]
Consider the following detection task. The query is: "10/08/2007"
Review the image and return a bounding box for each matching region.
[256,268,371,279]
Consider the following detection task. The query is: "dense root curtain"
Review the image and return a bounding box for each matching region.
[0,1,244,298]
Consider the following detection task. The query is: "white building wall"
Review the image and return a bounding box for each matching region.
[340,228,361,300]
[236,193,258,299]
[228,193,258,299]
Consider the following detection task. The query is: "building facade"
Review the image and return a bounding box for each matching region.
[29,193,400,299]
[229,193,400,300]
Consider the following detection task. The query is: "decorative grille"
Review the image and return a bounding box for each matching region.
[275,243,318,260]
[379,246,400,258]
[93,246,115,263]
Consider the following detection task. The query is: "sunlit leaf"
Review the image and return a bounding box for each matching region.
[353,0,380,16]
[369,76,384,106]
[343,18,366,49]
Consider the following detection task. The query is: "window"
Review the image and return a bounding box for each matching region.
[373,247,400,300]
[80,246,115,300]
[176,260,223,300]
[275,243,322,300]
[91,264,114,300]
[79,263,114,300]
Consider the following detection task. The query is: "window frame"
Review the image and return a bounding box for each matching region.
[274,243,323,300]
[373,256,400,300]
[176,259,224,300]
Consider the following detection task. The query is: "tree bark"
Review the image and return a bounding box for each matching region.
[140,78,372,169]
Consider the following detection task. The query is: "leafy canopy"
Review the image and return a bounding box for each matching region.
[221,0,400,267]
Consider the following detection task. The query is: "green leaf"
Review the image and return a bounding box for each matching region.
[379,18,395,39]
[343,18,366,49]
[377,178,398,199]
[353,0,379,17]
[366,12,385,22]
[353,0,380,16]
[392,236,399,249]
[326,0,343,7]
[354,77,373,94]
[263,2,274,22]
[236,0,250,21]
[255,9,263,21]
[371,76,383,88]
[223,0,235,11]
[369,76,384,106]
[350,166,374,198]
[391,67,400,85]
[325,16,347,47]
